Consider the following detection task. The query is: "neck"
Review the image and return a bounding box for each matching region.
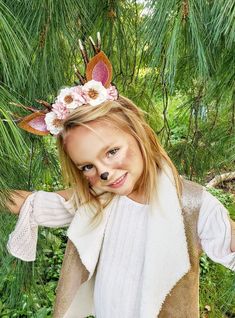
[127,190,148,205]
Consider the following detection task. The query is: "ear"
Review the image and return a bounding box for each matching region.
[18,112,50,136]
[86,51,112,88]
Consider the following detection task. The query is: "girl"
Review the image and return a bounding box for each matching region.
[5,36,235,318]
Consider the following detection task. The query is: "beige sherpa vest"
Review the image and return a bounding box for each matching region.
[53,178,203,318]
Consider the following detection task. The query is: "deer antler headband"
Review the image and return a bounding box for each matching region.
[13,32,118,136]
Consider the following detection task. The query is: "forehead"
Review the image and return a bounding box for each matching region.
[64,121,131,163]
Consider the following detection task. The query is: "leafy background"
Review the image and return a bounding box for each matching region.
[0,0,234,317]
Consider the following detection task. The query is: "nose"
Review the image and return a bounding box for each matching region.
[100,172,109,181]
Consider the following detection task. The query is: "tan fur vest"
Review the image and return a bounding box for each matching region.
[53,178,203,318]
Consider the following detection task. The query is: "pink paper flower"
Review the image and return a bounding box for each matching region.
[56,87,87,109]
[107,85,118,100]
[52,102,69,119]
[73,85,88,105]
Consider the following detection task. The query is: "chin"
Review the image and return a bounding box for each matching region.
[115,185,134,196]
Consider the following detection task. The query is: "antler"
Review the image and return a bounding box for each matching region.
[88,32,101,54]
[88,36,97,54]
[97,32,101,51]
[78,39,89,66]
[73,65,86,85]
[9,102,40,113]
[75,32,103,85]
[35,99,52,111]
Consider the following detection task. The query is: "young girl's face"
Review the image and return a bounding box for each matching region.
[64,120,144,201]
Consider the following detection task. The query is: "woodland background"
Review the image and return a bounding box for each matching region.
[0,0,234,317]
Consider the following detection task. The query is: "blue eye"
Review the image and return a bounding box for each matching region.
[81,164,93,172]
[108,148,119,156]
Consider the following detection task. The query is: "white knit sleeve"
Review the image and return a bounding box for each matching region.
[7,191,76,262]
[198,190,235,271]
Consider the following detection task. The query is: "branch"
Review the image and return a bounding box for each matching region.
[206,172,235,188]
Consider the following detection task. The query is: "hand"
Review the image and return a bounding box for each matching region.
[5,190,32,215]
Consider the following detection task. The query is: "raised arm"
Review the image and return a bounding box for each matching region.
[55,189,73,201]
[5,189,73,215]
[6,188,76,262]
[5,190,32,215]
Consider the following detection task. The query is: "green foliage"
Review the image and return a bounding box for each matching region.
[0,225,66,317]
[200,255,235,318]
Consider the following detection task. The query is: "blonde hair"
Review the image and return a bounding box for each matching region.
[57,95,182,224]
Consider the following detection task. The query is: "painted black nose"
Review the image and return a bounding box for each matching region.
[100,172,109,180]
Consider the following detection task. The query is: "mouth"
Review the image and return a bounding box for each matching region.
[108,172,128,189]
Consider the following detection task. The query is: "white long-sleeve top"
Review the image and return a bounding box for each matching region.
[94,196,149,318]
[6,189,235,317]
[7,189,235,267]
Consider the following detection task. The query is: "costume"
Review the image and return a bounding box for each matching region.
[7,165,235,318]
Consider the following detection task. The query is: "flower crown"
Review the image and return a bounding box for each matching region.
[14,33,118,136]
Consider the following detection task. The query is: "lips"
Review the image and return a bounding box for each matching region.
[108,172,128,188]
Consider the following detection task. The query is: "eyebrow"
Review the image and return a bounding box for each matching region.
[75,144,113,167]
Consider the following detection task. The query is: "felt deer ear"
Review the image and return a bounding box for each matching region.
[18,112,50,136]
[86,51,112,88]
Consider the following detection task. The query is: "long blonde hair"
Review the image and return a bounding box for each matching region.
[57,95,182,223]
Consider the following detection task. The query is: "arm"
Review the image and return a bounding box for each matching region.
[55,188,73,201]
[5,190,32,215]
[198,190,235,271]
[7,188,76,262]
[5,188,73,215]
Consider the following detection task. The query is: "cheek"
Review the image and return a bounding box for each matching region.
[126,147,137,161]
[113,147,138,169]
[86,175,99,186]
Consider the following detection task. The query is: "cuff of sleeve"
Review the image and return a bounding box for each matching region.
[7,192,38,262]
[59,192,77,215]
[208,252,235,271]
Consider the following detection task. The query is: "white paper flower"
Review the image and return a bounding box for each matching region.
[56,87,86,109]
[82,80,108,106]
[45,112,63,135]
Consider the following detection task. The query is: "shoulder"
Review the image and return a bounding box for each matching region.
[180,178,230,222]
[55,188,74,201]
[181,177,203,194]
[180,177,204,211]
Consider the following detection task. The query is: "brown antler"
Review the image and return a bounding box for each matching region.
[35,99,52,111]
[89,35,100,54]
[97,32,101,51]
[9,102,40,113]
[73,65,86,85]
[78,39,89,66]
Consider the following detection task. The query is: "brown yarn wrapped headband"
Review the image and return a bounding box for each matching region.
[12,32,118,136]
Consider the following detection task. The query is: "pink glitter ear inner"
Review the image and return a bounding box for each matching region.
[28,116,48,132]
[92,61,109,86]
